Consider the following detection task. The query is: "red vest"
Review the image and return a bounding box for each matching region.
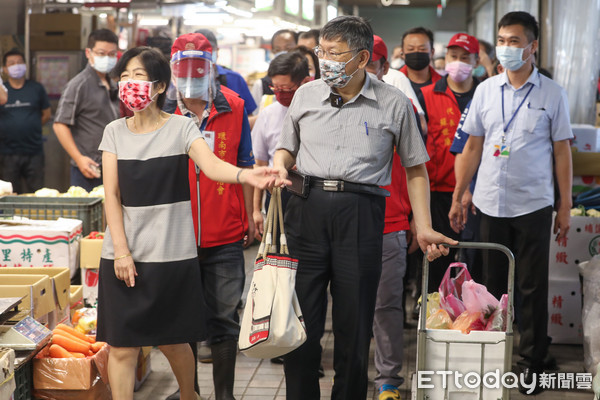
[382,153,411,234]
[399,65,442,86]
[176,86,249,247]
[421,78,461,192]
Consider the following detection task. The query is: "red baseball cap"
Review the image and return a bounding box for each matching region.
[171,33,213,78]
[372,35,388,62]
[446,33,479,54]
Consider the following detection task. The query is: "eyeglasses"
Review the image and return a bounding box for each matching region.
[91,48,118,58]
[269,84,298,93]
[313,46,359,60]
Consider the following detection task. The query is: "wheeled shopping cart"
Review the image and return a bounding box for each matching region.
[414,242,515,400]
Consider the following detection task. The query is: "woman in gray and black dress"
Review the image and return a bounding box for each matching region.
[96,46,278,400]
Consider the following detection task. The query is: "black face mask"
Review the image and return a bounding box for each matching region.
[404,52,431,71]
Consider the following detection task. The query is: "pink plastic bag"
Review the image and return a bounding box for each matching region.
[462,280,499,322]
[438,263,471,320]
[486,294,510,331]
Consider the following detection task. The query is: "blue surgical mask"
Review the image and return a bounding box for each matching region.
[92,55,117,74]
[495,44,531,71]
[176,77,210,100]
[319,53,360,88]
[472,65,486,78]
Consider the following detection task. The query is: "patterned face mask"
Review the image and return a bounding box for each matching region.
[319,52,360,88]
[118,80,158,112]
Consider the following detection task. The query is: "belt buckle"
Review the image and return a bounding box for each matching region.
[323,180,343,191]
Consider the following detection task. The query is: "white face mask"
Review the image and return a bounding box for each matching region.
[390,58,404,70]
[92,55,117,74]
[495,44,531,71]
[7,64,26,79]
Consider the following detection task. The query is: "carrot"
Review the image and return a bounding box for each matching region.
[70,352,86,358]
[55,324,95,343]
[91,341,106,353]
[52,333,91,354]
[52,328,92,348]
[49,344,74,358]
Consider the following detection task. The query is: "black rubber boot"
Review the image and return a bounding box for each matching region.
[211,340,237,400]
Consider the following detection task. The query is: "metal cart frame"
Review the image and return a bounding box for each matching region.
[415,242,515,400]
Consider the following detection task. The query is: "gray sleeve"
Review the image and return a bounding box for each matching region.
[98,122,117,154]
[276,96,300,157]
[182,117,205,152]
[396,99,429,167]
[54,78,82,126]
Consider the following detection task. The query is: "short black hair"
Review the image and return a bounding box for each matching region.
[3,48,25,66]
[271,29,298,49]
[268,50,309,84]
[293,45,320,79]
[320,16,374,58]
[111,46,171,109]
[299,29,320,43]
[88,28,119,49]
[498,11,539,42]
[401,27,434,49]
[478,39,495,60]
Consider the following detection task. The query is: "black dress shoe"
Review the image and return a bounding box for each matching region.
[518,367,544,395]
[165,389,180,400]
[270,356,284,364]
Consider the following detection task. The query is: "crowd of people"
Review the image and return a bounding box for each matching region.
[0,9,574,400]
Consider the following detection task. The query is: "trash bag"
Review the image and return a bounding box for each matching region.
[426,308,453,330]
[580,256,600,374]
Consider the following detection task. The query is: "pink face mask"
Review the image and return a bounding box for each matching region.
[118,80,158,112]
[445,61,473,83]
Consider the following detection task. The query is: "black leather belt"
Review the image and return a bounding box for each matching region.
[309,177,390,197]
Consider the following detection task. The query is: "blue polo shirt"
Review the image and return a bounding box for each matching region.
[0,80,50,154]
[217,65,257,115]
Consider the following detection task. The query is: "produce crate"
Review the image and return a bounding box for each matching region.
[14,359,32,400]
[0,196,102,236]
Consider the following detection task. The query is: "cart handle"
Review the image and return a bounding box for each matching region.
[419,242,515,335]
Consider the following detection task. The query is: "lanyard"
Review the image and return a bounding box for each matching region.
[501,82,535,141]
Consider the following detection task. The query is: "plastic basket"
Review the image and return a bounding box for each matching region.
[14,360,32,400]
[0,196,103,236]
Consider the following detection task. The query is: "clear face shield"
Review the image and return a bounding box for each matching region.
[169,50,216,101]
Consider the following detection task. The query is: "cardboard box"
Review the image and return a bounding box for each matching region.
[547,278,583,345]
[549,215,600,280]
[32,377,111,400]
[29,13,94,51]
[30,13,83,34]
[0,218,82,278]
[33,342,109,390]
[571,124,600,152]
[80,236,103,270]
[0,267,70,329]
[571,148,600,176]
[0,274,54,319]
[134,346,152,391]
[69,285,83,321]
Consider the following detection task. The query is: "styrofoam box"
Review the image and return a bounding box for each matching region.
[547,278,583,345]
[571,124,600,152]
[416,329,509,399]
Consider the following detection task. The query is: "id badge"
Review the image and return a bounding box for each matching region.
[203,130,216,152]
[493,144,510,158]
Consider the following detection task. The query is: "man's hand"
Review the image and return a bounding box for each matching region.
[554,206,571,241]
[253,209,265,241]
[417,228,458,261]
[76,155,101,179]
[407,218,420,254]
[244,218,256,248]
[268,166,291,190]
[449,196,465,234]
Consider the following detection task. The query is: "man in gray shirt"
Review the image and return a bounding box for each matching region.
[54,29,120,191]
[271,16,455,400]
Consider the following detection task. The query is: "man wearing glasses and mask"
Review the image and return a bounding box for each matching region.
[54,29,120,191]
[271,16,456,400]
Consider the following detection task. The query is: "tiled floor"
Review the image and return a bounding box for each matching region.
[134,245,594,400]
